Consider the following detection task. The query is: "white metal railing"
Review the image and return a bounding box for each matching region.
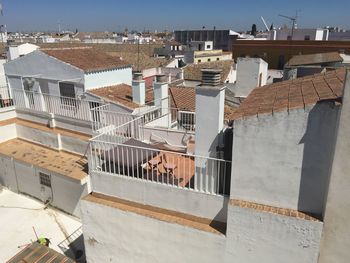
[89,138,231,196]
[11,88,99,121]
[91,104,137,133]
[0,86,14,109]
[178,110,196,131]
[92,115,145,145]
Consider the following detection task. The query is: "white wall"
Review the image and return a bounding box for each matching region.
[231,103,339,215]
[90,171,228,222]
[0,156,87,217]
[225,204,323,263]
[81,198,226,263]
[84,67,132,90]
[319,71,350,263]
[235,57,268,97]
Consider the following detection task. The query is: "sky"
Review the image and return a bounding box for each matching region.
[1,0,350,33]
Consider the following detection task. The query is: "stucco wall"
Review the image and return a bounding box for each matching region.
[319,71,350,263]
[236,57,268,97]
[81,198,226,263]
[231,103,339,215]
[90,171,228,222]
[84,67,132,90]
[0,156,87,217]
[0,123,16,143]
[225,204,323,263]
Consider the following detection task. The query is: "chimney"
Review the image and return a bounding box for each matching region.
[132,72,145,105]
[153,74,168,109]
[195,69,226,158]
[7,45,19,61]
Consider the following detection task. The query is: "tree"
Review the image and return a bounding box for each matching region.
[251,24,257,36]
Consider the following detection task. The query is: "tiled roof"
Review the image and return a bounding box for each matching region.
[42,47,131,72]
[230,68,346,120]
[89,84,237,119]
[184,60,234,82]
[89,84,153,109]
[286,52,343,67]
[106,51,173,71]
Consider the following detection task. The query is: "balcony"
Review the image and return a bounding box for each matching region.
[11,88,100,122]
[89,111,231,197]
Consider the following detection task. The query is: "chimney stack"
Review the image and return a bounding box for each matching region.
[7,45,19,61]
[132,72,145,105]
[195,69,226,158]
[153,74,168,108]
[194,69,226,192]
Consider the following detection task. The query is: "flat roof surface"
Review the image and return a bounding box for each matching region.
[0,138,88,181]
[0,189,81,262]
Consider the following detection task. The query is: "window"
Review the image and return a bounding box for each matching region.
[206,45,211,49]
[59,82,75,98]
[207,58,211,62]
[198,59,201,63]
[39,172,51,188]
[304,35,310,40]
[59,82,76,107]
[217,58,220,61]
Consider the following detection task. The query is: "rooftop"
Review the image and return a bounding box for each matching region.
[89,84,154,109]
[184,60,234,82]
[42,47,131,73]
[286,52,343,67]
[106,51,174,71]
[89,84,237,119]
[0,189,81,262]
[230,68,346,120]
[0,138,88,181]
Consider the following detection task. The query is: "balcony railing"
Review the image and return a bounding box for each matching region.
[90,113,229,196]
[90,138,230,196]
[11,88,101,121]
[0,86,14,109]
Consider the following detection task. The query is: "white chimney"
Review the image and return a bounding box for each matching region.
[153,74,168,109]
[7,45,19,61]
[195,69,226,158]
[236,57,268,97]
[132,72,145,105]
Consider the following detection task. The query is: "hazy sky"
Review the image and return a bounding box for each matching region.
[1,0,350,32]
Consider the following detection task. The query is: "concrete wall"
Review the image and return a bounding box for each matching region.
[270,29,326,41]
[84,67,132,90]
[0,156,87,217]
[319,71,350,263]
[225,204,323,263]
[231,103,339,216]
[0,123,16,143]
[235,57,268,97]
[90,171,228,222]
[81,198,226,263]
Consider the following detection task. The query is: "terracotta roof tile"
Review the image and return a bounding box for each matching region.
[42,47,131,72]
[231,68,346,120]
[230,199,321,222]
[89,84,153,109]
[184,60,234,82]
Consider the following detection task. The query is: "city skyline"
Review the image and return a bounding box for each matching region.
[1,0,350,32]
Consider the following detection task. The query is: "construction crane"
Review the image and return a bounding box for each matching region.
[279,12,299,39]
[260,17,270,31]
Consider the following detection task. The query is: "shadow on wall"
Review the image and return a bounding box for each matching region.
[298,102,339,219]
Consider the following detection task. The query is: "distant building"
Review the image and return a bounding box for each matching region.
[175,29,240,51]
[269,28,329,41]
[184,41,232,64]
[232,40,350,69]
